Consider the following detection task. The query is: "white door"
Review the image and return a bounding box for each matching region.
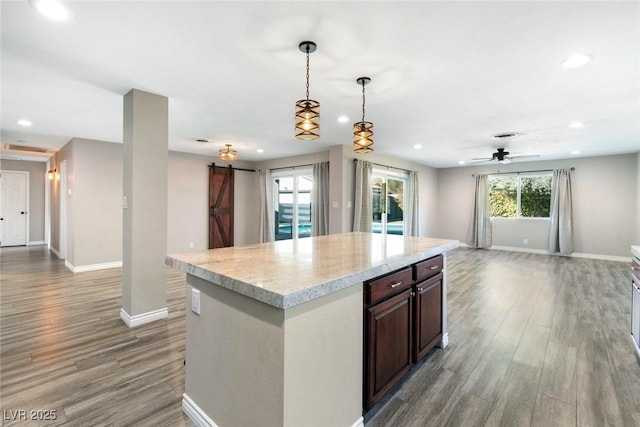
[0,171,28,247]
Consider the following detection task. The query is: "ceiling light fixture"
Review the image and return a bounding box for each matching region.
[458,161,466,165]
[337,115,349,124]
[33,0,70,21]
[353,77,374,154]
[295,41,320,140]
[257,148,264,153]
[571,150,581,155]
[414,144,423,149]
[568,121,584,128]
[218,144,237,162]
[561,54,592,69]
[17,119,32,127]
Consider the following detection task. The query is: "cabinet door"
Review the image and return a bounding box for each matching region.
[414,272,443,363]
[365,288,413,410]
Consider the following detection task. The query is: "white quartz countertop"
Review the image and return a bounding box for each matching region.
[632,245,640,260]
[166,232,459,309]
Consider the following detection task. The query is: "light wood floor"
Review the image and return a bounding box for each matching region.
[1,246,639,426]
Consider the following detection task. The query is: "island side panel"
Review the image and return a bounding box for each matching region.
[185,274,286,427]
[283,284,364,427]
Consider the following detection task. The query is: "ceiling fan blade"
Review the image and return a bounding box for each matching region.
[499,158,512,164]
[508,154,540,158]
[471,157,492,161]
[471,158,493,164]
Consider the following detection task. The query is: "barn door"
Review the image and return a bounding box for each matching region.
[209,165,234,248]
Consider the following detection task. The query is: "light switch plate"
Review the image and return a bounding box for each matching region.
[191,288,201,315]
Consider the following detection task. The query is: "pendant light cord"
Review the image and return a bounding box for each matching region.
[361,81,366,122]
[305,46,310,101]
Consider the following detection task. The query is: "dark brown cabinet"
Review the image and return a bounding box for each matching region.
[363,254,444,411]
[365,289,413,409]
[414,273,443,362]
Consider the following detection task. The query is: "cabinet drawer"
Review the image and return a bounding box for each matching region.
[366,267,413,306]
[633,258,640,281]
[413,255,443,282]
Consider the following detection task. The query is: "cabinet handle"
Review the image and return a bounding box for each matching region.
[389,281,402,288]
[429,265,439,270]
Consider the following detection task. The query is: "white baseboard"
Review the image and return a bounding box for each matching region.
[120,307,168,328]
[29,240,45,246]
[50,247,61,258]
[440,332,449,349]
[67,261,122,273]
[182,393,363,427]
[182,394,218,427]
[461,244,630,263]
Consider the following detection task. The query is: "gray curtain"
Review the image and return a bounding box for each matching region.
[258,169,274,243]
[548,169,573,255]
[468,174,492,248]
[353,159,373,232]
[312,162,330,236]
[405,170,419,236]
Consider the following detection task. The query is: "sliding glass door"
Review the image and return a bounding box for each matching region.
[372,170,406,235]
[273,170,312,241]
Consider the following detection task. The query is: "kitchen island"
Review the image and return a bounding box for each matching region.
[166,232,459,427]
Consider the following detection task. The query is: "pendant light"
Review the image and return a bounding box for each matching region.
[295,41,320,140]
[218,144,238,161]
[353,77,374,153]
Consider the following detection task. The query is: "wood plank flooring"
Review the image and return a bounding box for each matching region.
[2,246,639,426]
[0,246,192,426]
[367,248,640,427]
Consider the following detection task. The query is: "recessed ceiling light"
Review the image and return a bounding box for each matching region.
[337,115,349,124]
[413,144,422,149]
[33,0,70,21]
[458,161,466,165]
[17,119,32,127]
[561,54,592,69]
[257,149,264,153]
[568,121,584,128]
[571,150,581,155]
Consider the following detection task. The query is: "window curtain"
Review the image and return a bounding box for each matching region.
[548,169,573,255]
[467,174,492,248]
[353,159,373,232]
[312,162,330,236]
[405,171,419,236]
[258,169,274,243]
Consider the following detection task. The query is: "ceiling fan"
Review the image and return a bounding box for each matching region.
[471,148,539,164]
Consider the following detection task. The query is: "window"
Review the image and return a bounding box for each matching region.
[489,173,552,218]
[272,169,312,240]
[372,169,407,235]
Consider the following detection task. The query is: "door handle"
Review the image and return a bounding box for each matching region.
[20,211,25,215]
[0,218,3,220]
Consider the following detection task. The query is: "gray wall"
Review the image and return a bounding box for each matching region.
[167,151,258,253]
[636,153,640,244]
[437,153,638,257]
[49,138,121,267]
[1,159,46,243]
[48,138,257,267]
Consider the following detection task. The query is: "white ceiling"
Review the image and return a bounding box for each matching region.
[2,1,639,168]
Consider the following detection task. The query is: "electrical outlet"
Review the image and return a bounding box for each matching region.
[189,241,194,249]
[191,288,201,315]
[523,238,529,245]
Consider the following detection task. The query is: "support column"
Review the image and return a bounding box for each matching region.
[120,89,169,327]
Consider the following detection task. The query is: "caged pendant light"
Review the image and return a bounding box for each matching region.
[218,144,238,161]
[353,77,374,153]
[295,41,320,140]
